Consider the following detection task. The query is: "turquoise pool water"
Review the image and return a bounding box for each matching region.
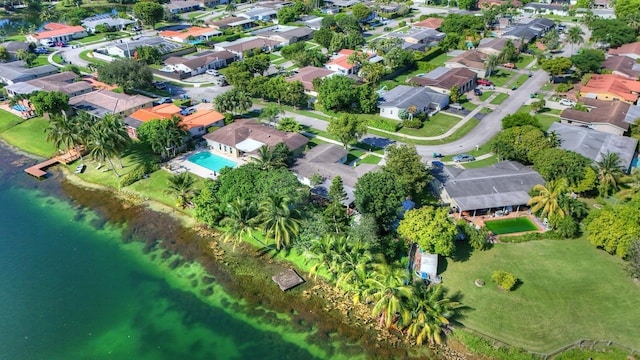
[188,151,237,172]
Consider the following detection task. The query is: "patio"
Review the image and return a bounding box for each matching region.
[165,149,247,179]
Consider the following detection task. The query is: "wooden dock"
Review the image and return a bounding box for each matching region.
[24,149,82,178]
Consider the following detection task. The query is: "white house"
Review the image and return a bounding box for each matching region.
[164,50,237,76]
[81,14,134,33]
[378,85,450,120]
[27,23,88,45]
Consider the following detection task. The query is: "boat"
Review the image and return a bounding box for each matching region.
[74,164,86,174]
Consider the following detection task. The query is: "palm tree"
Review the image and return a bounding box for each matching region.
[596,152,623,196]
[219,198,260,250]
[165,172,197,209]
[88,122,120,176]
[527,178,569,221]
[255,194,302,250]
[567,26,584,54]
[255,145,278,170]
[71,112,94,160]
[225,0,237,15]
[359,62,387,86]
[405,284,461,346]
[618,168,640,201]
[102,114,131,168]
[15,49,29,61]
[44,114,76,153]
[363,264,413,328]
[485,54,499,78]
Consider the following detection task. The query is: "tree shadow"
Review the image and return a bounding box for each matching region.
[512,278,525,291]
[451,242,473,263]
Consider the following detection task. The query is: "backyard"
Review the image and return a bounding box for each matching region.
[0,113,56,157]
[398,112,462,137]
[443,239,640,353]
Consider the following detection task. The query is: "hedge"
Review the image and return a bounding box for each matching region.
[367,117,401,132]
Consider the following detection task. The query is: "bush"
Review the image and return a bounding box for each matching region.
[417,61,437,72]
[174,98,191,107]
[403,118,422,129]
[498,231,563,243]
[491,270,517,291]
[556,83,573,93]
[119,162,160,187]
[451,330,537,360]
[398,21,406,27]
[368,116,401,132]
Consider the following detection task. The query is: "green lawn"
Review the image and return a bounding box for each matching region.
[52,53,64,65]
[443,239,640,352]
[0,116,57,157]
[31,54,51,67]
[461,155,498,169]
[459,96,477,110]
[79,50,108,65]
[490,93,509,105]
[0,109,24,133]
[358,154,382,165]
[515,55,535,70]
[399,112,461,137]
[429,53,452,67]
[511,74,530,88]
[366,118,480,146]
[479,91,494,102]
[488,69,516,87]
[537,114,559,131]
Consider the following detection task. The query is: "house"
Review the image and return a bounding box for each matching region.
[502,18,555,43]
[477,37,522,56]
[324,0,359,8]
[239,7,278,21]
[203,119,309,158]
[478,0,522,7]
[255,26,315,46]
[412,17,444,30]
[81,14,134,33]
[0,61,58,85]
[102,37,183,58]
[5,71,93,98]
[26,23,88,45]
[409,67,477,95]
[125,103,225,138]
[608,42,640,60]
[386,28,445,51]
[559,98,631,136]
[602,56,640,80]
[549,122,638,173]
[431,161,545,216]
[325,49,374,75]
[286,66,336,96]
[290,143,379,205]
[215,37,281,57]
[69,90,154,118]
[0,41,30,61]
[378,85,450,120]
[207,16,257,31]
[160,27,222,44]
[300,15,323,30]
[580,74,640,104]
[523,3,569,16]
[164,50,236,76]
[445,50,488,78]
[164,0,203,14]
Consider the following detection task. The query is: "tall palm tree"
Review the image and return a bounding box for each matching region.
[527,178,569,221]
[225,0,237,15]
[363,264,413,328]
[219,198,260,250]
[165,172,197,209]
[102,114,131,168]
[71,112,94,160]
[485,54,499,78]
[596,152,623,196]
[255,194,302,250]
[44,114,76,153]
[88,121,119,176]
[567,26,584,54]
[15,49,29,61]
[405,284,461,346]
[618,168,640,201]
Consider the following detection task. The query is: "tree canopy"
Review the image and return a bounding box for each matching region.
[383,144,432,201]
[29,91,69,117]
[440,14,484,34]
[133,1,164,29]
[491,125,552,164]
[97,58,153,93]
[397,206,457,256]
[586,198,640,258]
[532,148,591,185]
[589,19,636,48]
[570,49,604,76]
[214,88,252,115]
[354,171,408,232]
[540,57,572,76]
[327,113,368,148]
[316,76,374,113]
[501,112,540,129]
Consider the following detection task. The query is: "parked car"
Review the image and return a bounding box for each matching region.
[478,84,495,90]
[474,88,483,96]
[449,103,463,110]
[34,47,49,54]
[453,154,475,162]
[477,78,493,86]
[153,81,167,90]
[180,107,196,116]
[559,99,576,107]
[205,69,219,76]
[503,62,516,69]
[154,97,172,105]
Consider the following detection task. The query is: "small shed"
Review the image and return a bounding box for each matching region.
[272,269,305,291]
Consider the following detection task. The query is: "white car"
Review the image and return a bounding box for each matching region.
[205,69,219,76]
[559,99,576,107]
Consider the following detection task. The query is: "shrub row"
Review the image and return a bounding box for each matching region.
[119,162,160,187]
[368,117,402,132]
[499,230,563,243]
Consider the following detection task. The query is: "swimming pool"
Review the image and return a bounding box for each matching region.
[187,151,237,173]
[484,217,538,235]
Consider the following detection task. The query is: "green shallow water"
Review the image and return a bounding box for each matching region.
[484,217,538,235]
[0,184,324,360]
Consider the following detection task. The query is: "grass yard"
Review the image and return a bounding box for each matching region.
[537,114,559,131]
[511,74,530,88]
[0,109,25,133]
[459,96,477,111]
[399,112,461,137]
[358,154,382,165]
[52,53,65,65]
[490,93,509,105]
[515,55,535,69]
[79,50,108,65]
[478,91,494,102]
[31,54,51,67]
[443,239,640,352]
[429,53,452,67]
[461,155,498,169]
[0,116,57,157]
[488,69,516,87]
[366,118,480,145]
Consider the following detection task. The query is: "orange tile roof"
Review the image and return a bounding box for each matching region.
[129,106,224,130]
[181,110,225,130]
[159,27,219,40]
[34,24,86,40]
[582,74,640,103]
[608,42,640,56]
[43,22,72,30]
[129,109,170,122]
[326,49,370,70]
[412,18,444,29]
[152,103,182,115]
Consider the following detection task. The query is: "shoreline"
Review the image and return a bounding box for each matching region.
[2,141,447,359]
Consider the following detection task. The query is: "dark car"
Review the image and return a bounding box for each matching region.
[474,88,483,96]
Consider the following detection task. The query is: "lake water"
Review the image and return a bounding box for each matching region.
[0,150,328,359]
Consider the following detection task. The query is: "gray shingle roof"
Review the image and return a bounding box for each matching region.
[0,61,58,83]
[435,161,545,211]
[378,85,449,109]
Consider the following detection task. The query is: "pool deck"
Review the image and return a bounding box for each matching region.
[166,149,247,179]
[459,211,548,241]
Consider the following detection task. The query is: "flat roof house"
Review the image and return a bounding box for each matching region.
[203,119,309,159]
[432,161,545,215]
[164,50,236,76]
[0,61,58,85]
[215,37,281,57]
[27,22,88,44]
[409,67,477,95]
[69,89,154,118]
[559,98,631,136]
[81,14,134,33]
[125,103,225,139]
[160,27,222,43]
[445,50,488,77]
[386,28,445,51]
[286,66,336,96]
[549,122,638,173]
[207,16,257,31]
[608,42,640,60]
[581,74,640,104]
[378,85,450,120]
[5,71,93,98]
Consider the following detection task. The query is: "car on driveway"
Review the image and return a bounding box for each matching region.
[503,62,516,69]
[478,84,495,90]
[453,154,475,162]
[477,78,493,86]
[559,99,576,107]
[205,69,219,76]
[449,103,463,110]
[180,107,196,116]
[474,88,483,96]
[154,97,172,105]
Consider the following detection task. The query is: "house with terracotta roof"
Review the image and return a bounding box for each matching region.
[445,50,488,77]
[164,50,237,76]
[286,66,337,96]
[325,49,374,75]
[203,119,309,159]
[409,67,477,94]
[27,22,88,45]
[160,27,222,43]
[69,90,154,118]
[602,56,640,80]
[580,74,640,104]
[125,103,225,139]
[608,42,640,60]
[559,98,631,136]
[5,71,93,98]
[412,17,444,30]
